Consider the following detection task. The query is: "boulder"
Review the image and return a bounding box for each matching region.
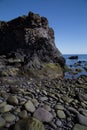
[0,11,65,79]
[69,55,78,60]
[13,117,45,130]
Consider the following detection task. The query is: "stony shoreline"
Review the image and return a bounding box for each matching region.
[0,11,87,130]
[0,69,87,130]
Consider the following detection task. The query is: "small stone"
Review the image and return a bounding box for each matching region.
[24,100,35,113]
[56,119,62,127]
[57,110,66,119]
[73,124,87,130]
[40,97,48,102]
[81,102,86,108]
[0,105,13,113]
[1,91,9,99]
[49,122,57,129]
[33,107,53,122]
[62,96,72,103]
[18,110,28,118]
[42,90,47,95]
[51,110,56,118]
[15,108,21,113]
[55,104,64,110]
[0,116,6,128]
[19,98,26,105]
[43,104,51,112]
[0,102,7,108]
[2,113,16,122]
[36,89,40,93]
[9,86,19,94]
[31,99,39,107]
[7,95,18,106]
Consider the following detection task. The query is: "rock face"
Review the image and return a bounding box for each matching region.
[0,11,65,78]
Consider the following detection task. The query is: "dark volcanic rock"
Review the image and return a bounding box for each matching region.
[69,55,78,60]
[0,11,65,78]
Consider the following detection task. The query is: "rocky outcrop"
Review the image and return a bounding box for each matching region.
[0,11,65,79]
[69,55,78,60]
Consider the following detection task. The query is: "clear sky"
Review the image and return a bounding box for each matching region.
[0,0,87,54]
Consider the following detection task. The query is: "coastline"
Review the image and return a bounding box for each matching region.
[63,54,87,79]
[0,54,87,130]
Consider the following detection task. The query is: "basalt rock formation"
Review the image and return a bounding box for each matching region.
[0,11,65,79]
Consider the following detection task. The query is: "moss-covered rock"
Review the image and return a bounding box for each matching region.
[14,117,45,130]
[23,63,64,79]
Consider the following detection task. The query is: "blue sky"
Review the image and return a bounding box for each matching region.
[0,0,87,54]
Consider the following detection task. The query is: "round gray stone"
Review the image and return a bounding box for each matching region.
[24,100,35,113]
[55,104,64,110]
[57,110,66,119]
[18,110,28,118]
[33,107,53,122]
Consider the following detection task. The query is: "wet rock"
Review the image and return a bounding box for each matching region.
[76,68,83,73]
[33,107,53,122]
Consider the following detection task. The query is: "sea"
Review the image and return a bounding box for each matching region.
[63,54,87,79]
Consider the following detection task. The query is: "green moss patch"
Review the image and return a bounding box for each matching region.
[23,63,64,79]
